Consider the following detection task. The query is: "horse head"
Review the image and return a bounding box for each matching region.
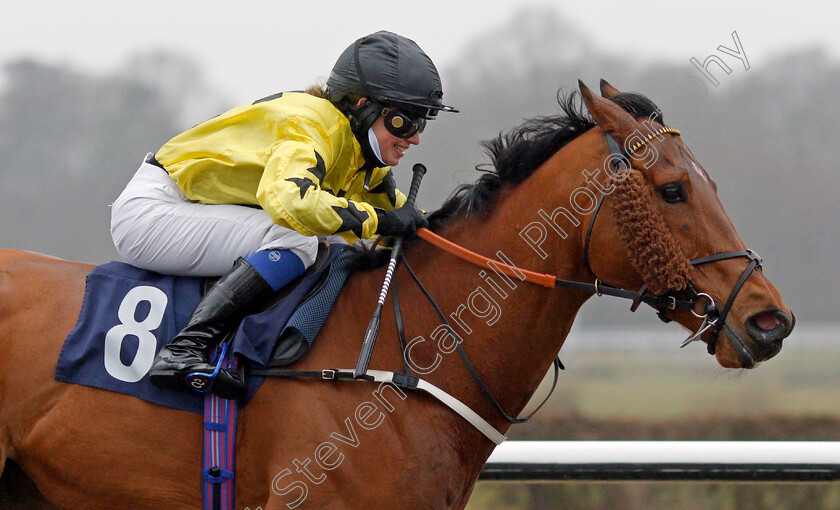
[579,79,794,368]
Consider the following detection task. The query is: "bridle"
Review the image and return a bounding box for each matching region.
[583,129,764,353]
[254,123,768,445]
[395,123,764,430]
[415,126,764,355]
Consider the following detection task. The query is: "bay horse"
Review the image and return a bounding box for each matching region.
[0,81,793,509]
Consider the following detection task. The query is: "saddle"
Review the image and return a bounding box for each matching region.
[55,240,354,413]
[259,240,336,366]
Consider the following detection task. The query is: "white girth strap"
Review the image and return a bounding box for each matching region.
[360,369,507,445]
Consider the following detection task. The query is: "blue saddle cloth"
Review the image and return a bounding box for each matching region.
[55,245,353,413]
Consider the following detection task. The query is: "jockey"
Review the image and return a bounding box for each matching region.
[110,31,457,399]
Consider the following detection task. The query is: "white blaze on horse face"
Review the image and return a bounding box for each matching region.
[688,158,711,185]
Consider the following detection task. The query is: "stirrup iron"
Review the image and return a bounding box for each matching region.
[186,343,231,393]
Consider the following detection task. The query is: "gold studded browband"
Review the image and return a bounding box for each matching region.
[624,126,681,158]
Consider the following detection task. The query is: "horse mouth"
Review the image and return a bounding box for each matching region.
[712,310,793,369]
[720,324,763,369]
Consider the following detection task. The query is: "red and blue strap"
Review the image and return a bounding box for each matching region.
[202,357,238,510]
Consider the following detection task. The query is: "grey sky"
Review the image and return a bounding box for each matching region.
[2,0,838,101]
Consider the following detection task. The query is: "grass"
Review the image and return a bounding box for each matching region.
[517,350,840,422]
[466,349,840,509]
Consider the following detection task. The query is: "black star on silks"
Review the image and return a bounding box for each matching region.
[367,172,398,206]
[285,176,316,199]
[307,151,327,182]
[332,202,369,239]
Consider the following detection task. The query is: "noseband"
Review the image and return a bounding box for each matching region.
[400,125,764,428]
[583,131,764,352]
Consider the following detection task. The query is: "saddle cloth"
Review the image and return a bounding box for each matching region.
[55,243,353,413]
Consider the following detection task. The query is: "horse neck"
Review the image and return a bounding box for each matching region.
[402,142,600,431]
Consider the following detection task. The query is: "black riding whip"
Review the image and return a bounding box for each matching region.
[354,163,426,379]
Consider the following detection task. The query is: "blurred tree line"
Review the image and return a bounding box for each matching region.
[0,51,225,264]
[0,6,836,322]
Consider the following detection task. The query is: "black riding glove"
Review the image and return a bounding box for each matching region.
[375,207,429,238]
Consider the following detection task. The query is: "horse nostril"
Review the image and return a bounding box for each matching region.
[746,309,793,344]
[754,311,780,330]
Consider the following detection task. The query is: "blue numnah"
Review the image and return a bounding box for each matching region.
[55,245,352,413]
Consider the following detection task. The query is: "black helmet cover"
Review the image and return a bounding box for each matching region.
[327,31,457,117]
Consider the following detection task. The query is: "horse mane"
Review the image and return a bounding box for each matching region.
[353,89,677,277]
[427,90,665,229]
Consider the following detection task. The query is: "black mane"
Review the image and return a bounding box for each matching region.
[427,90,664,229]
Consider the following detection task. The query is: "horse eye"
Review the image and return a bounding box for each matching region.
[659,184,685,203]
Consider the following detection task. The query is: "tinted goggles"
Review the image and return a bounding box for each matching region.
[381,107,427,139]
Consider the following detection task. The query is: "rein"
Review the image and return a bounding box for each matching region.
[417,228,696,313]
[592,130,764,351]
[398,252,563,425]
[416,125,764,355]
[255,123,765,445]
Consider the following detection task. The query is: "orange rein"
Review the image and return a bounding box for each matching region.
[416,228,557,288]
[414,126,684,290]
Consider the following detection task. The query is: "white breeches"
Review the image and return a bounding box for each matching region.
[110,154,322,277]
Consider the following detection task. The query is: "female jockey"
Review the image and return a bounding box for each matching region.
[109,31,457,399]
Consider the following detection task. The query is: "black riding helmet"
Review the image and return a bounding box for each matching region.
[328,31,457,156]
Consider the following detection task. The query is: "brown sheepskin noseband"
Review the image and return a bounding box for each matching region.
[609,171,693,295]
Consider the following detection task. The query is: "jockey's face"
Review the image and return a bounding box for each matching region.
[371,114,420,167]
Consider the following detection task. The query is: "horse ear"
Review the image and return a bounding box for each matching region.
[578,80,639,137]
[599,79,620,99]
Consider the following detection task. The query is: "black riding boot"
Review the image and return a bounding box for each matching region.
[149,258,275,399]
